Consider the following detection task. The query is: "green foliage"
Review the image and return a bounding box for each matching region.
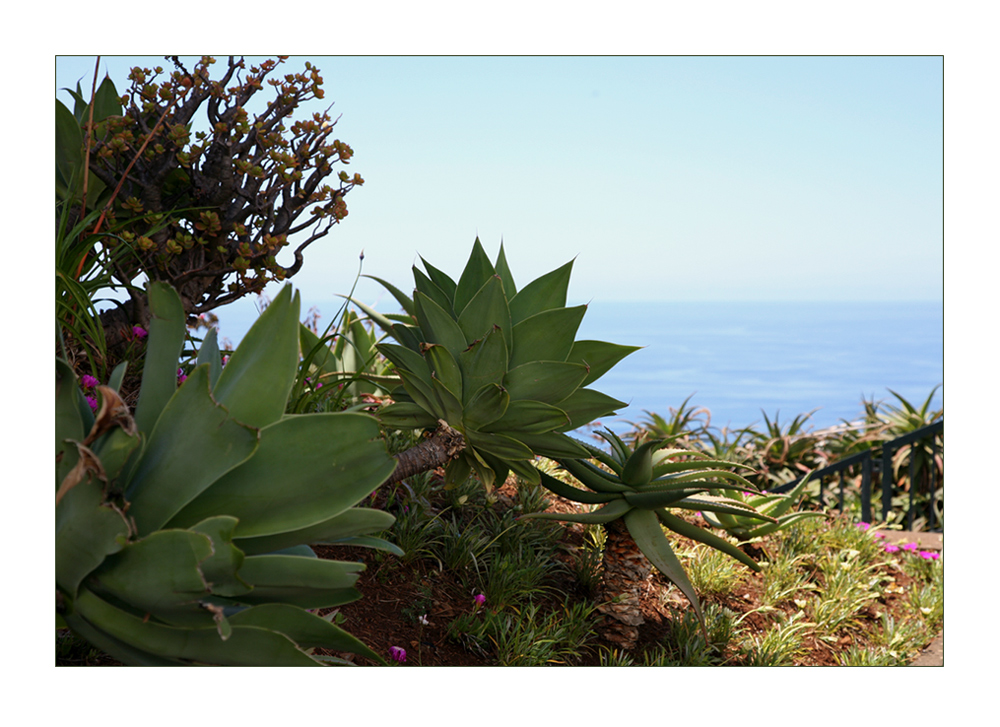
[56,282,398,665]
[361,238,638,490]
[700,474,830,541]
[526,428,774,635]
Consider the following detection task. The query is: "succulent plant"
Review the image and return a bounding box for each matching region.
[56,282,399,665]
[352,239,639,490]
[524,429,774,648]
[700,474,829,541]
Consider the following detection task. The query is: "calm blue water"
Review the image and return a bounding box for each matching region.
[213,298,943,435]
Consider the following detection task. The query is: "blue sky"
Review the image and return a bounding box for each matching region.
[56,55,942,321]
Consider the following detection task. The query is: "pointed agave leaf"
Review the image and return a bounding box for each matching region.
[60,600,185,666]
[88,530,215,628]
[453,238,497,314]
[444,453,473,488]
[397,369,446,420]
[514,431,592,459]
[413,267,455,316]
[459,325,508,403]
[554,388,628,432]
[463,383,510,431]
[623,488,702,510]
[652,457,755,479]
[508,259,573,324]
[414,291,468,361]
[621,439,666,487]
[235,555,365,609]
[420,256,459,304]
[535,469,620,505]
[235,508,396,556]
[567,340,642,387]
[134,282,187,434]
[228,604,386,664]
[673,495,777,522]
[524,497,633,524]
[70,588,323,665]
[167,412,396,538]
[624,508,706,638]
[188,516,252,597]
[494,243,517,298]
[364,274,416,317]
[197,327,224,391]
[657,510,761,571]
[457,274,512,350]
[430,374,464,426]
[377,342,430,379]
[391,323,423,351]
[126,366,259,536]
[56,477,130,598]
[481,399,569,434]
[508,305,587,370]
[213,285,301,429]
[377,401,440,429]
[55,99,84,191]
[424,344,463,401]
[504,360,589,404]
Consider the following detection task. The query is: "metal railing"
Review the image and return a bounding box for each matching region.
[770,420,943,532]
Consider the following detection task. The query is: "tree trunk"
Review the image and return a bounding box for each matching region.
[596,517,653,650]
[385,421,465,487]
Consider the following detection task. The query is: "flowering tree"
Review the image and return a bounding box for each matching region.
[65,56,363,350]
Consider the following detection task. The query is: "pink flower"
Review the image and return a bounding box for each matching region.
[919,551,940,560]
[873,532,886,539]
[855,522,871,531]
[80,374,99,389]
[884,543,900,553]
[177,368,187,383]
[85,395,98,412]
[132,326,147,340]
[902,543,919,552]
[474,593,486,607]
[388,646,406,663]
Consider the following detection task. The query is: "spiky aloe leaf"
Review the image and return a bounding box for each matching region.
[525,497,633,524]
[366,273,417,317]
[621,438,667,487]
[536,469,621,505]
[493,243,517,297]
[413,267,454,316]
[420,256,459,303]
[656,510,761,571]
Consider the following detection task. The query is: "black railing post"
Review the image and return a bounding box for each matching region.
[861,452,872,524]
[882,444,894,527]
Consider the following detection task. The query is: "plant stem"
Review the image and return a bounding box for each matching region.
[386,421,465,486]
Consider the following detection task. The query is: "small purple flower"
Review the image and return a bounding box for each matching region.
[884,543,900,553]
[132,326,147,340]
[85,395,98,412]
[80,374,99,389]
[855,522,871,531]
[901,543,919,552]
[177,368,187,383]
[388,646,406,663]
[919,551,940,560]
[873,531,886,539]
[474,593,486,607]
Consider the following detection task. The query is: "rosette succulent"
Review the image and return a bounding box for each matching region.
[353,239,639,490]
[525,429,775,648]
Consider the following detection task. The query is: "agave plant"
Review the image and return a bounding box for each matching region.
[747,409,825,489]
[56,282,400,665]
[700,475,829,541]
[524,429,775,649]
[351,239,639,490]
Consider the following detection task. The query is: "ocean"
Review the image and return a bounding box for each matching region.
[212,298,944,435]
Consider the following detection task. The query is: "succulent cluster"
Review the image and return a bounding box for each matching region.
[56,283,398,665]
[355,239,639,490]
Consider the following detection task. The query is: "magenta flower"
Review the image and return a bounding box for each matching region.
[388,646,406,663]
[873,531,886,539]
[919,551,940,560]
[855,522,871,531]
[901,543,919,552]
[132,326,147,340]
[177,368,187,383]
[85,395,98,412]
[474,593,486,607]
[80,374,99,389]
[884,543,900,553]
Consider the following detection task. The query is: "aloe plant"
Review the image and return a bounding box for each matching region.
[56,282,400,665]
[524,429,775,649]
[701,475,829,541]
[353,239,639,490]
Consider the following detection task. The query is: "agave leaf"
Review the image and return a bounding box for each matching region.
[508,259,573,324]
[91,76,124,123]
[420,256,459,303]
[377,401,440,429]
[444,453,474,488]
[414,291,468,361]
[624,508,706,636]
[652,457,755,478]
[233,555,365,609]
[425,344,464,402]
[740,511,829,539]
[391,323,424,351]
[430,375,464,425]
[345,296,399,336]
[166,412,395,538]
[566,340,642,387]
[648,470,758,491]
[623,488,702,510]
[212,285,301,429]
[56,359,86,486]
[71,587,323,665]
[673,495,778,522]
[536,469,621,505]
[331,535,405,555]
[126,366,259,536]
[108,361,128,393]
[481,399,569,434]
[365,274,417,317]
[228,603,386,664]
[459,325,508,402]
[656,510,761,571]
[554,388,628,432]
[55,99,84,192]
[463,383,511,431]
[494,243,517,297]
[397,369,447,420]
[60,600,184,666]
[514,431,592,459]
[508,305,587,370]
[188,516,252,597]
[557,457,632,493]
[453,238,497,314]
[197,327,224,391]
[87,529,215,628]
[504,360,589,404]
[621,439,667,487]
[56,477,130,598]
[457,274,512,348]
[465,429,535,461]
[134,281,187,434]
[378,342,430,380]
[523,497,632,524]
[413,267,454,316]
[234,508,396,556]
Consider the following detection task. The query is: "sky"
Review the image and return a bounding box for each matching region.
[55,55,943,322]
